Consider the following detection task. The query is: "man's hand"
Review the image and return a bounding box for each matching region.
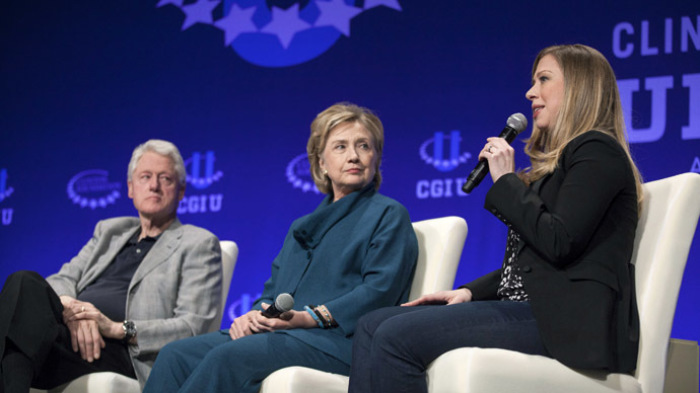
[65,318,105,362]
[61,296,103,360]
[61,297,126,360]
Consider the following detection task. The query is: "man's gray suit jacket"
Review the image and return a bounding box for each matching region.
[47,216,223,386]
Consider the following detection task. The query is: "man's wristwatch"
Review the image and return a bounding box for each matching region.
[122,320,137,343]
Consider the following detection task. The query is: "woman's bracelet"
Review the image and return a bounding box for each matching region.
[312,307,328,327]
[304,305,325,328]
[315,305,338,328]
[304,304,338,328]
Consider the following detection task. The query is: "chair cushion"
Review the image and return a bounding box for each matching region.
[47,372,140,393]
[260,366,349,393]
[427,348,642,393]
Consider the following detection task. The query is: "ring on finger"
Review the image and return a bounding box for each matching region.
[488,145,493,153]
[81,306,85,312]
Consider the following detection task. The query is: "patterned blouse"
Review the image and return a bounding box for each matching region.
[496,229,529,301]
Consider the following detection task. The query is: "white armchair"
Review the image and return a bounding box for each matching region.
[424,172,700,393]
[259,216,468,392]
[33,240,239,393]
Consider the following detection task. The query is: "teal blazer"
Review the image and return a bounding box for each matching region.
[253,184,418,365]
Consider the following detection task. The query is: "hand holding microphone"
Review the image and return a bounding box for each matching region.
[462,113,528,193]
[261,293,295,318]
[229,293,296,339]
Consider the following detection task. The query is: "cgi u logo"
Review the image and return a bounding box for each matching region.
[419,131,471,173]
[2,208,12,226]
[179,151,224,214]
[433,131,461,172]
[1,169,14,226]
[187,151,223,190]
[0,169,12,202]
[0,169,7,201]
[416,132,472,199]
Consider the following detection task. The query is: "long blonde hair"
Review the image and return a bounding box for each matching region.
[523,44,643,210]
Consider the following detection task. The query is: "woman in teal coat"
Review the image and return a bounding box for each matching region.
[143,103,419,393]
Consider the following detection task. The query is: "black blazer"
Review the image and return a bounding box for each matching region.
[464,131,640,373]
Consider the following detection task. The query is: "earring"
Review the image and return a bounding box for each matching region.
[323,169,328,175]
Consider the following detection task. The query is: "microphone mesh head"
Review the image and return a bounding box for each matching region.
[507,113,528,133]
[275,293,295,312]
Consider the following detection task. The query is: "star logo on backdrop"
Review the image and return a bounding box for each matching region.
[214,4,257,45]
[315,0,363,36]
[261,4,311,49]
[181,0,221,30]
[157,0,403,67]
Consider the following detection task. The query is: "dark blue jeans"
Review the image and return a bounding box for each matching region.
[348,301,549,393]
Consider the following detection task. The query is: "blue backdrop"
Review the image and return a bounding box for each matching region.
[2,0,699,343]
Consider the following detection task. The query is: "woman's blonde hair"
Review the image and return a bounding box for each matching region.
[307,103,384,195]
[523,44,643,210]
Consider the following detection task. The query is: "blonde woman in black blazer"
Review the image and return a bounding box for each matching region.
[349,44,644,393]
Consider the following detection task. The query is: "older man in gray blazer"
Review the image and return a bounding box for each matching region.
[0,139,222,392]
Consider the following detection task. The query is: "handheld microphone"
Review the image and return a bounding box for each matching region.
[261,293,295,318]
[462,113,528,194]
